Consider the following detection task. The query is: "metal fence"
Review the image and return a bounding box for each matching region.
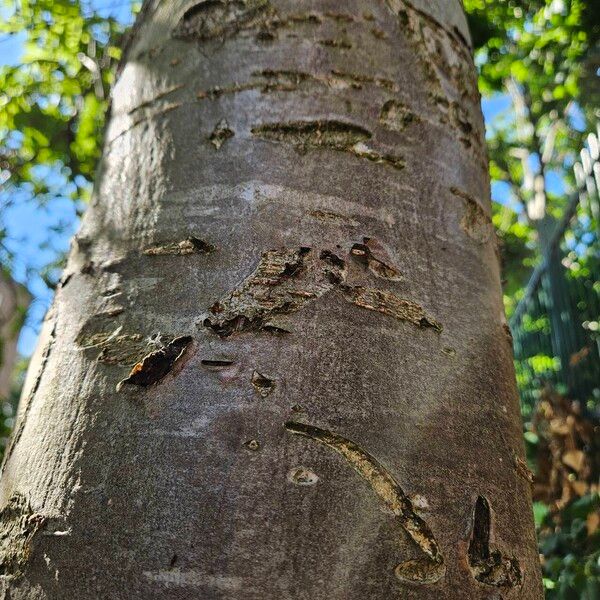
[510,127,600,415]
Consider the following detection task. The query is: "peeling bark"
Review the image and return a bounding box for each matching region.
[1,1,542,598]
[117,335,193,389]
[143,236,215,255]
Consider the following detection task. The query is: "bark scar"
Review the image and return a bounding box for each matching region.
[450,187,493,244]
[202,247,440,336]
[173,0,272,43]
[117,336,193,389]
[285,421,445,584]
[143,236,215,256]
[379,100,419,132]
[350,237,402,281]
[196,69,398,100]
[201,358,235,368]
[251,120,404,169]
[468,496,522,587]
[251,370,275,397]
[202,247,341,336]
[340,285,441,331]
[208,119,234,150]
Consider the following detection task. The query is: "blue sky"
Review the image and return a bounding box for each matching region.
[1,1,136,355]
[0,3,513,357]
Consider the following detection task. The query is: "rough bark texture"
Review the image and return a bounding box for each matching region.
[0,1,543,598]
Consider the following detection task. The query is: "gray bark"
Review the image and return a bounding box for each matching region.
[0,1,543,598]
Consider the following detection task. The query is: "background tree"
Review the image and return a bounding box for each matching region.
[465,0,598,313]
[0,269,29,447]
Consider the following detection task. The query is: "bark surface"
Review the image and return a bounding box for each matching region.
[0,1,543,598]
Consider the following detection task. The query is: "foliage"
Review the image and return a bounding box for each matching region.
[526,390,600,598]
[465,0,598,305]
[0,0,131,279]
[0,357,26,451]
[538,495,600,599]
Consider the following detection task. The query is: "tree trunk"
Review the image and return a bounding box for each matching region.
[0,1,543,598]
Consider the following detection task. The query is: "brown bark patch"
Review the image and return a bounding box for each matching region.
[172,0,272,43]
[252,119,369,150]
[350,237,402,281]
[0,494,47,579]
[257,69,314,92]
[118,336,193,388]
[386,0,482,155]
[197,70,317,99]
[394,559,446,584]
[208,119,235,150]
[307,209,359,227]
[244,439,260,451]
[371,27,388,39]
[251,370,275,397]
[203,246,438,336]
[318,37,352,49]
[340,286,441,331]
[196,69,398,100]
[202,247,344,336]
[329,69,398,92]
[173,5,379,45]
[379,100,418,132]
[324,11,355,22]
[287,466,319,486]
